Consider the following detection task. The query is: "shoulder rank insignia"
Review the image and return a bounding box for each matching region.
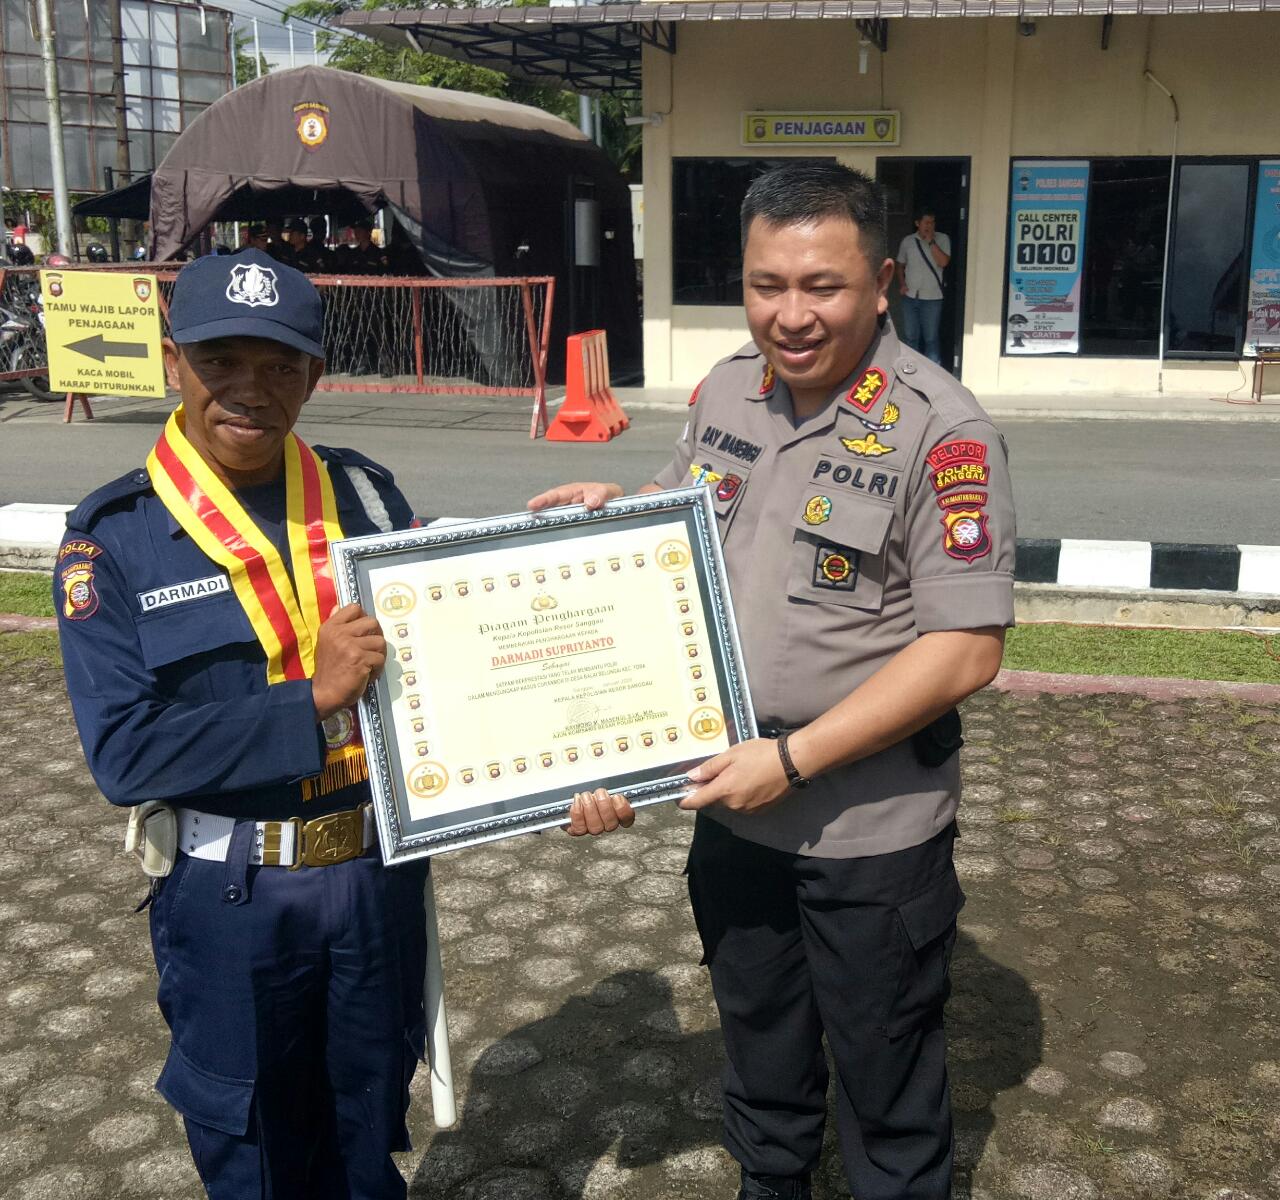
[845,366,887,413]
[941,507,992,563]
[839,432,895,458]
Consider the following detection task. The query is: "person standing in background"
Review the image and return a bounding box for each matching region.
[896,208,951,366]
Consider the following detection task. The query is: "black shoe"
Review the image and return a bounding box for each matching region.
[737,1170,813,1200]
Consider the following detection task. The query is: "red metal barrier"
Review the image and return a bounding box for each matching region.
[0,265,556,438]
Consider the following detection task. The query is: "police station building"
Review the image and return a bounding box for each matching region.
[343,0,1280,398]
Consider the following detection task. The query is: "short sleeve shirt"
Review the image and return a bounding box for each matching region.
[652,321,1014,858]
[897,232,951,301]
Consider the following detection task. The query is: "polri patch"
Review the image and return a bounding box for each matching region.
[60,561,99,620]
[844,367,887,413]
[937,490,988,510]
[813,546,858,590]
[58,539,102,562]
[811,457,899,501]
[927,438,989,493]
[689,378,705,407]
[137,573,231,612]
[941,508,992,563]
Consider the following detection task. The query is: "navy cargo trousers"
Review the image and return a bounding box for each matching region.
[148,821,430,1200]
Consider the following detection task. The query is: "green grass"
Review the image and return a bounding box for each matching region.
[1,573,1276,686]
[1004,624,1280,685]
[0,630,61,671]
[0,570,54,617]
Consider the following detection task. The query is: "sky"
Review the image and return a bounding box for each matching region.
[214,0,334,73]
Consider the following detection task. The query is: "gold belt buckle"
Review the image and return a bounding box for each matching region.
[290,806,365,870]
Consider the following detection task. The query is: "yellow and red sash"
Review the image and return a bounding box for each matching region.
[147,405,367,800]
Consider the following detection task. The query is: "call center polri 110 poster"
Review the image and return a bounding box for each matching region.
[1006,161,1091,355]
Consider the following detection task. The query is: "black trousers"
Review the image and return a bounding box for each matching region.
[686,814,963,1200]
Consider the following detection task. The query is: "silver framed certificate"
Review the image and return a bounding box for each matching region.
[330,487,756,863]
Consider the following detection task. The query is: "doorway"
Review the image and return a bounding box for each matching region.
[876,158,970,377]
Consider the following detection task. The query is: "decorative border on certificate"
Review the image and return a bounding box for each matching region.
[331,488,756,863]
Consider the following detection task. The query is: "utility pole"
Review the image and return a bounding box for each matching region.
[109,0,137,253]
[34,0,73,255]
[574,0,591,138]
[253,17,262,78]
[288,23,295,68]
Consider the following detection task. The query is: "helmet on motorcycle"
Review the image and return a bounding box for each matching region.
[8,244,34,266]
[85,242,109,263]
[44,252,71,267]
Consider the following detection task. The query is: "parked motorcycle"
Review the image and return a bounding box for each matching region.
[0,279,59,402]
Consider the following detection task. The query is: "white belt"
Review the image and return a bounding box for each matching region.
[176,804,375,869]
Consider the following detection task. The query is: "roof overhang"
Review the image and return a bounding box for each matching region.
[338,0,1279,94]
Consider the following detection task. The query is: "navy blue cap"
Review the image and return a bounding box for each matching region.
[168,248,324,358]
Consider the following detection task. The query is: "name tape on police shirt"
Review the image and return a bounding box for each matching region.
[41,270,166,399]
[138,575,230,612]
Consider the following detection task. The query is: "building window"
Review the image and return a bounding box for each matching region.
[1007,156,1273,359]
[673,157,830,306]
[1165,162,1252,357]
[1079,159,1170,357]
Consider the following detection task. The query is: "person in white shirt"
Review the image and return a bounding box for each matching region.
[895,209,951,365]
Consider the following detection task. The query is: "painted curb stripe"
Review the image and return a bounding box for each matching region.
[1014,538,1061,584]
[1057,539,1152,590]
[1237,545,1280,595]
[1150,543,1240,592]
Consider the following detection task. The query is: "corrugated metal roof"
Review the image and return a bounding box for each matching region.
[337,0,1279,94]
[341,0,1279,27]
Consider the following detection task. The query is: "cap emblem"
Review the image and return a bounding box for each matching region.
[226,262,279,309]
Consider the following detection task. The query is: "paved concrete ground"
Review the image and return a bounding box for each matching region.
[1,647,1278,1199]
[1,389,1279,544]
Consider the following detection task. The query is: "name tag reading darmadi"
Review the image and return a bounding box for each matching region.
[330,489,756,863]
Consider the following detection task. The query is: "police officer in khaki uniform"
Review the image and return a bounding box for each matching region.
[532,162,1014,1200]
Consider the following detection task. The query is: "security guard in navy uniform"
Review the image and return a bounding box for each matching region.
[57,249,429,1199]
[534,163,1015,1200]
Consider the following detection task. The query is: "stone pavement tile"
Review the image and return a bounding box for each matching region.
[0,665,1277,1199]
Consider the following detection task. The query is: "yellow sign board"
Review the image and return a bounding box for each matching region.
[41,270,166,398]
[742,111,900,147]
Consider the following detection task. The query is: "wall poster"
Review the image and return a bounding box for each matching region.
[1005,160,1091,355]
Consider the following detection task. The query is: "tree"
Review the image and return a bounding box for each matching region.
[284,0,642,178]
[234,27,272,84]
[286,0,508,95]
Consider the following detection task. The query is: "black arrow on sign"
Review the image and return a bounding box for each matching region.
[64,334,149,362]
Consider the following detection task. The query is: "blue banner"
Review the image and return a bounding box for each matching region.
[1245,160,1280,357]
[1005,161,1091,355]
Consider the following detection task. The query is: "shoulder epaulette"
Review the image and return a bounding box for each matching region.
[717,342,762,368]
[313,445,396,485]
[65,468,152,533]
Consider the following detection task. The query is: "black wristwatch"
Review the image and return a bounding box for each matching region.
[776,732,811,790]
